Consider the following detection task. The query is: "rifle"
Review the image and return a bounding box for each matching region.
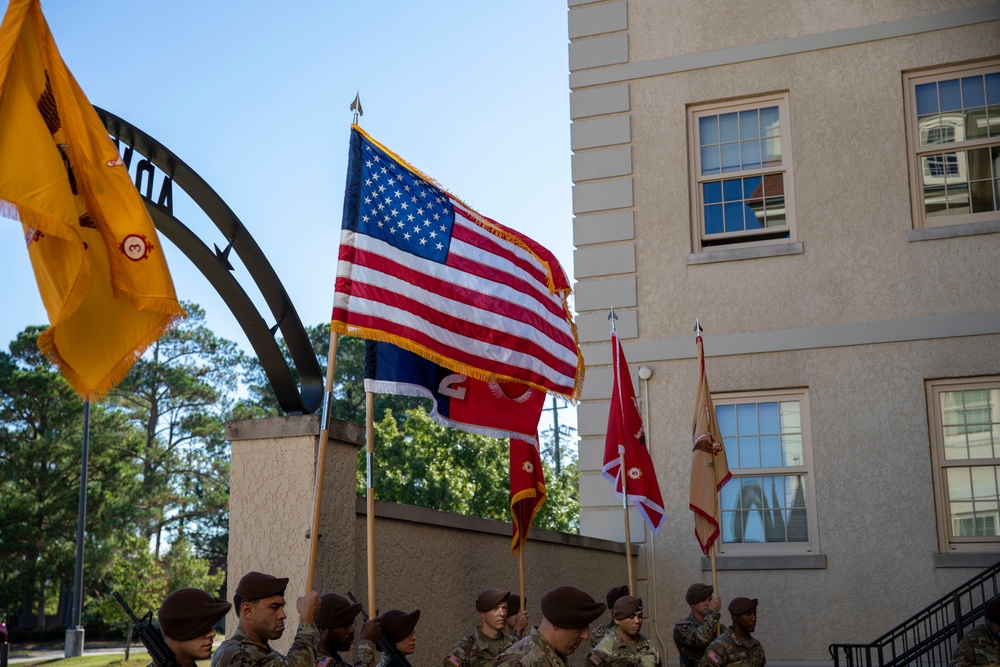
[347,592,412,667]
[113,591,182,667]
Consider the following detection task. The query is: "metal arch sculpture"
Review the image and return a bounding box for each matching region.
[95,106,323,415]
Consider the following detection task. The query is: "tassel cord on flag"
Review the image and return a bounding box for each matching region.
[306,331,340,591]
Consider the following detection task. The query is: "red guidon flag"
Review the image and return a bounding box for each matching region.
[602,330,665,532]
[510,436,546,555]
[0,0,183,399]
[332,125,584,401]
[690,334,732,554]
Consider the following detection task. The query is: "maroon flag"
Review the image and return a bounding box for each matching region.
[602,330,665,532]
[333,126,584,400]
[510,436,546,555]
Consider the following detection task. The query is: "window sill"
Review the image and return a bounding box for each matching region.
[908,219,1000,242]
[933,552,1000,569]
[686,241,803,265]
[701,554,826,570]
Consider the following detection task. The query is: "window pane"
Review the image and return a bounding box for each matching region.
[952,503,975,536]
[944,425,969,460]
[724,436,738,467]
[786,475,809,541]
[918,113,943,146]
[739,110,760,139]
[783,434,804,467]
[971,467,998,502]
[941,390,964,425]
[741,140,761,169]
[721,477,740,511]
[966,107,989,140]
[743,176,763,200]
[758,402,780,433]
[721,511,738,542]
[962,76,987,108]
[700,115,719,146]
[989,105,1000,137]
[761,435,781,467]
[916,82,939,115]
[724,203,745,232]
[760,106,780,137]
[704,204,724,235]
[719,112,739,142]
[703,181,723,204]
[717,404,736,437]
[744,203,763,229]
[701,145,721,175]
[723,179,743,201]
[764,197,786,227]
[940,79,962,112]
[948,467,973,501]
[739,436,760,468]
[763,137,782,165]
[971,179,997,214]
[992,389,1000,423]
[721,143,741,172]
[986,73,1000,105]
[780,401,801,430]
[737,403,757,435]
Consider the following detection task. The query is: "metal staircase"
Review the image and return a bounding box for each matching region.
[829,559,1000,666]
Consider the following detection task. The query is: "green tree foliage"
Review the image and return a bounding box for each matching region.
[107,303,239,561]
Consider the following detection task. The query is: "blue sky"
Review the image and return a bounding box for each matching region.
[0,1,579,433]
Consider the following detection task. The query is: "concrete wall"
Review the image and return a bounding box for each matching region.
[569,0,1000,662]
[226,414,635,667]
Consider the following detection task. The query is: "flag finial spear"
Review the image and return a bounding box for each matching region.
[608,307,618,332]
[350,91,363,124]
[694,318,703,337]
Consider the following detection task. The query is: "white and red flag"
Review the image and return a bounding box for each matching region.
[332,125,584,401]
[602,330,665,532]
[690,333,732,554]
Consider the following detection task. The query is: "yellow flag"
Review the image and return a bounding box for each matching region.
[0,0,183,399]
[690,334,731,555]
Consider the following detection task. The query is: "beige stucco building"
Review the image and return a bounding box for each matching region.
[569,0,1000,661]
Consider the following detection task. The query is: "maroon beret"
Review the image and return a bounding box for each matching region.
[685,583,713,605]
[158,588,231,641]
[540,586,606,630]
[315,593,362,629]
[507,594,521,616]
[476,588,510,612]
[235,572,288,600]
[986,598,1000,624]
[612,596,642,620]
[380,609,420,643]
[605,585,630,610]
[728,597,758,616]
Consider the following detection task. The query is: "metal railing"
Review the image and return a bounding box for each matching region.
[829,559,1000,667]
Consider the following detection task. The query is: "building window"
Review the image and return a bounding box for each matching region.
[927,377,1000,552]
[904,60,1000,229]
[688,93,796,251]
[714,389,818,555]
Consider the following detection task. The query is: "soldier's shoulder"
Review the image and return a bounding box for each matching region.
[496,635,552,667]
[210,637,258,667]
[673,618,693,627]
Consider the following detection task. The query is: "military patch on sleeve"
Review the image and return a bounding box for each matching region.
[705,650,722,665]
[448,655,462,667]
[317,658,332,667]
[587,652,605,667]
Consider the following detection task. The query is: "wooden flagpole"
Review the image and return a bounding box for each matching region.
[306,330,340,591]
[518,516,526,614]
[366,391,376,612]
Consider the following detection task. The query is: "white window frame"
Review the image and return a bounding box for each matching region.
[713,388,820,557]
[904,59,1000,230]
[927,376,1000,553]
[687,92,798,253]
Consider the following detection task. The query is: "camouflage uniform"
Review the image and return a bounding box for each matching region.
[588,630,662,667]
[495,627,570,667]
[673,611,721,667]
[317,640,376,667]
[444,628,516,667]
[210,624,320,667]
[589,621,616,649]
[698,627,765,667]
[950,625,1000,666]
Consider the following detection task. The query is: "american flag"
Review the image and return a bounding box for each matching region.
[333,126,584,400]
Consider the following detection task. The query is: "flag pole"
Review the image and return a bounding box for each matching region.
[365,390,377,612]
[306,329,340,591]
[518,505,526,613]
[610,308,635,594]
[695,319,720,633]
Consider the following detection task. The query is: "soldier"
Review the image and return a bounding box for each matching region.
[376,609,420,667]
[951,597,1000,666]
[154,588,231,667]
[698,598,765,667]
[590,585,630,648]
[210,571,321,667]
[314,593,380,667]
[444,588,515,667]
[587,596,661,667]
[673,583,721,667]
[495,585,606,667]
[504,595,529,639]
